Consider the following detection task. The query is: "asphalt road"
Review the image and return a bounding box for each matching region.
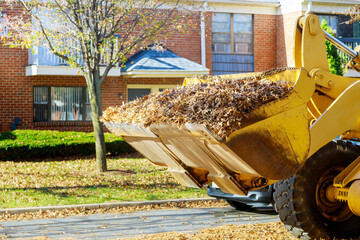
[0,206,279,239]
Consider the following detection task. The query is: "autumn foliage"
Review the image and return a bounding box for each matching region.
[0,0,203,172]
[101,68,292,140]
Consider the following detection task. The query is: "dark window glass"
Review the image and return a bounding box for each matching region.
[318,14,360,39]
[34,86,88,122]
[337,15,353,38]
[51,87,83,121]
[34,87,48,122]
[85,90,91,121]
[128,88,151,102]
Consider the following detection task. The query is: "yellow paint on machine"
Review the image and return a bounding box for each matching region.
[105,13,360,211]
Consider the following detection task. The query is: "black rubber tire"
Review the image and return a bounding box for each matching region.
[225,199,252,210]
[273,140,360,239]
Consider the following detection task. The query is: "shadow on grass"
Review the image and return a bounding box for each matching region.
[1,182,180,192]
[109,152,144,159]
[1,183,181,199]
[9,151,145,163]
[6,168,166,181]
[0,131,16,141]
[103,168,166,175]
[101,169,137,175]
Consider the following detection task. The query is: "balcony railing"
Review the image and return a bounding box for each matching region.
[29,46,69,66]
[28,46,111,66]
[29,39,360,69]
[337,38,360,66]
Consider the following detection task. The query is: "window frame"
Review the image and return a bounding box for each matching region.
[126,84,178,102]
[33,86,90,123]
[0,11,8,36]
[212,12,254,55]
[317,13,360,40]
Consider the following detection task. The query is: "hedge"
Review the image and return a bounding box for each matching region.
[0,130,135,161]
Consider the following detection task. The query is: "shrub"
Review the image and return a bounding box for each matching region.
[0,130,135,161]
[321,19,344,76]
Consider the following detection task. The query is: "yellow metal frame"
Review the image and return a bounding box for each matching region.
[106,14,360,203]
[293,14,360,156]
[295,14,360,214]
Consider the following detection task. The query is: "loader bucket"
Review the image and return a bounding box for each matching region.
[105,68,315,195]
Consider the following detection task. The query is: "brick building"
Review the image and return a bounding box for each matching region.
[0,0,359,132]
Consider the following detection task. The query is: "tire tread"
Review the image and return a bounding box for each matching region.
[273,140,360,239]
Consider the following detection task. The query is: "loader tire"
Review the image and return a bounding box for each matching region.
[273,140,360,239]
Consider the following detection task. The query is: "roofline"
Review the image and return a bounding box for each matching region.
[26,65,121,76]
[207,0,279,7]
[123,70,209,78]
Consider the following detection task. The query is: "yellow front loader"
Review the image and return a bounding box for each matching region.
[105,14,360,239]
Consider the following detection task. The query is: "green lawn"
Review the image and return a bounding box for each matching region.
[0,156,207,208]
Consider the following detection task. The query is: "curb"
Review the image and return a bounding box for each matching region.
[0,197,218,215]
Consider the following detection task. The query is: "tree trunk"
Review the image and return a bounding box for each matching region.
[85,70,107,173]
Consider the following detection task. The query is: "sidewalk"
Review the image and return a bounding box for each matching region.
[0,198,217,215]
[0,205,278,239]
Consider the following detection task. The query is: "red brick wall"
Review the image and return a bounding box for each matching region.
[102,77,184,108]
[0,6,205,133]
[0,46,30,132]
[276,14,286,67]
[161,12,212,71]
[276,12,303,67]
[0,71,187,132]
[1,9,301,133]
[254,14,277,72]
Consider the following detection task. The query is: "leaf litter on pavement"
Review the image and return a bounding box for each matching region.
[0,200,228,222]
[121,222,299,240]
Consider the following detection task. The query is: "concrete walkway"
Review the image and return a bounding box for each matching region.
[0,207,278,239]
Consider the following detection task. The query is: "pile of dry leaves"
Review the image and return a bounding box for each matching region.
[101,68,293,140]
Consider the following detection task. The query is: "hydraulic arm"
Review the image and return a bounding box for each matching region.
[104,14,360,236]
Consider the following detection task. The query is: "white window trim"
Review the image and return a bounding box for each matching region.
[0,12,8,36]
[122,70,209,78]
[26,66,208,77]
[127,84,178,94]
[212,13,253,55]
[127,84,178,101]
[278,0,359,15]
[26,65,121,76]
[209,1,278,15]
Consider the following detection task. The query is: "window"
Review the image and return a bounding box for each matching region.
[0,11,8,36]
[318,14,360,39]
[212,13,253,54]
[85,91,91,121]
[318,14,360,59]
[127,85,177,102]
[34,86,90,122]
[34,87,48,122]
[128,89,151,102]
[212,13,254,75]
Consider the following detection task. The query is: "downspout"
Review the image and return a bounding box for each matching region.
[201,1,208,68]
[305,0,312,14]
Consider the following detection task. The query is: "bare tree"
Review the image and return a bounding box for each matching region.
[1,0,202,172]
